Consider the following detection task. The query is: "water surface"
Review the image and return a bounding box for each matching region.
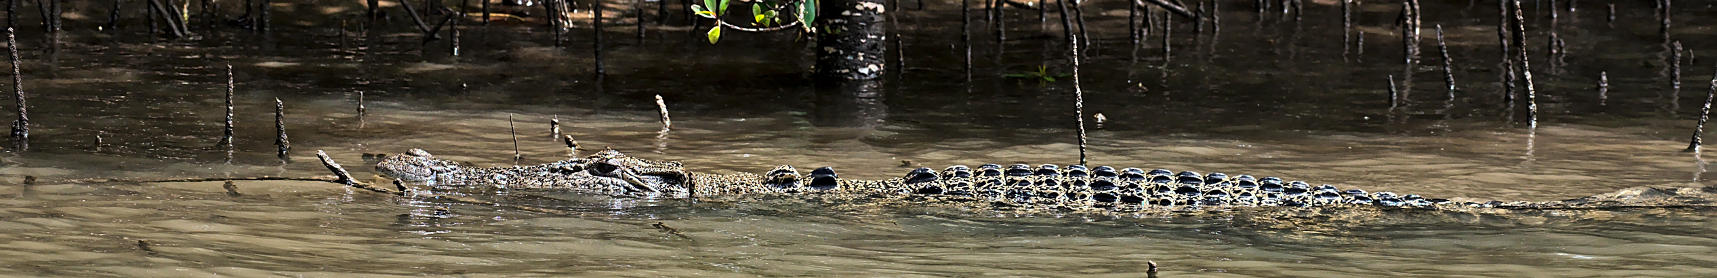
[2,0,1716,276]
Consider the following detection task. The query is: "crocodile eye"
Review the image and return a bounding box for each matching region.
[589,162,620,175]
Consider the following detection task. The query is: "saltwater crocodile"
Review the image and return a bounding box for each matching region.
[375,149,1717,212]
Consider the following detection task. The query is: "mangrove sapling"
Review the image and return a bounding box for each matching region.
[1599,71,1609,106]
[1436,24,1457,98]
[656,95,672,130]
[221,65,235,162]
[6,28,23,152]
[275,98,290,162]
[1687,67,1717,152]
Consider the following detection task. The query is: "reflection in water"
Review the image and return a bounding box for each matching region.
[812,80,887,128]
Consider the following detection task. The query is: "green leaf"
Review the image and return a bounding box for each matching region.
[753,4,764,23]
[704,0,718,16]
[692,5,716,18]
[1043,76,1057,82]
[719,0,730,14]
[707,27,723,44]
[797,0,817,32]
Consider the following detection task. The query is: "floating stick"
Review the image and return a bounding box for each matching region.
[655,94,672,129]
[6,28,23,152]
[316,150,356,186]
[1688,67,1717,152]
[275,98,290,162]
[1436,24,1456,98]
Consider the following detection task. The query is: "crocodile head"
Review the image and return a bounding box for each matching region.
[376,149,693,197]
[374,149,464,182]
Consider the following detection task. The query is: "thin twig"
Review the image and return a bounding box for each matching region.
[509,114,521,163]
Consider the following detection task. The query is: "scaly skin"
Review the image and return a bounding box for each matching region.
[376,149,1717,211]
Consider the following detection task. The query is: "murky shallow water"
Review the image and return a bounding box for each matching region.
[2,0,1717,276]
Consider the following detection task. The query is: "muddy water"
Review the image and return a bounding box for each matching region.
[2,0,1716,276]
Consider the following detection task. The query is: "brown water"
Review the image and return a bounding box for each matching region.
[2,0,1716,276]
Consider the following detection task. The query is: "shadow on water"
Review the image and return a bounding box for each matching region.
[1,0,1717,276]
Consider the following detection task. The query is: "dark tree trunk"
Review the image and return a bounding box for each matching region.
[815,0,886,80]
